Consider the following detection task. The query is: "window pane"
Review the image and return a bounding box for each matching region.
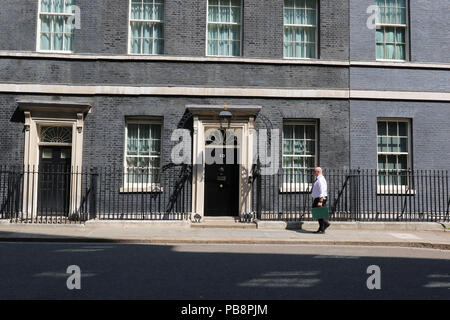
[295,9,305,25]
[376,29,384,43]
[389,137,399,152]
[305,141,315,155]
[150,140,161,155]
[208,40,218,55]
[306,9,316,25]
[387,155,396,170]
[41,0,52,12]
[378,155,386,170]
[53,33,64,51]
[154,4,164,20]
[230,25,240,41]
[283,140,294,155]
[377,121,387,136]
[139,139,150,155]
[283,156,292,168]
[294,140,305,154]
[294,125,304,139]
[208,24,219,40]
[398,155,408,170]
[385,27,395,42]
[305,157,315,169]
[305,0,315,9]
[377,137,384,152]
[64,33,73,51]
[295,0,305,8]
[398,122,407,136]
[154,39,164,55]
[388,122,397,136]
[283,125,293,139]
[41,33,51,50]
[230,41,240,56]
[284,42,293,58]
[284,27,294,42]
[231,7,240,23]
[305,43,315,58]
[396,44,405,60]
[284,9,294,24]
[296,27,304,43]
[376,44,385,59]
[150,124,161,139]
[396,28,405,43]
[220,7,230,22]
[399,138,408,152]
[131,3,142,20]
[208,6,219,22]
[292,156,301,168]
[305,125,315,139]
[127,157,138,168]
[219,40,229,56]
[285,0,294,9]
[143,2,153,20]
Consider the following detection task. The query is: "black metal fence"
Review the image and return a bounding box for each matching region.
[0,165,192,223]
[1,165,449,223]
[252,168,450,222]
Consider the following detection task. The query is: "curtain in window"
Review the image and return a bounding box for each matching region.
[283,0,316,58]
[207,0,241,56]
[126,124,162,184]
[130,0,164,54]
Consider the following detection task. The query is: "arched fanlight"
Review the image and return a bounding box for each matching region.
[40,126,73,143]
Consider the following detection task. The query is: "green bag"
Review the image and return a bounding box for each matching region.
[312,206,330,219]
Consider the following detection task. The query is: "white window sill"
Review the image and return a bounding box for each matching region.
[377,187,416,195]
[279,183,313,193]
[37,50,74,54]
[120,185,163,193]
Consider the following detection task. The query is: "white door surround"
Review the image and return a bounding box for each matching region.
[18,99,91,218]
[187,105,261,220]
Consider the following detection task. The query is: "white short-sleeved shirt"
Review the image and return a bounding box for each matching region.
[312,174,328,199]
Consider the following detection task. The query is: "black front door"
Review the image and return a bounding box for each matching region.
[37,147,72,216]
[204,146,240,217]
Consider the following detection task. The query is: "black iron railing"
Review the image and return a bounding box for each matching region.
[1,165,448,223]
[0,165,192,223]
[251,168,450,222]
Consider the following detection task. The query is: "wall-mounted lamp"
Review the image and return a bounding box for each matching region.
[219,106,233,129]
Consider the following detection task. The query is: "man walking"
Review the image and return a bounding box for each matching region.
[312,167,330,234]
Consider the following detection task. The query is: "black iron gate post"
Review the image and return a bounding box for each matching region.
[89,167,98,221]
[349,168,361,221]
[256,158,262,220]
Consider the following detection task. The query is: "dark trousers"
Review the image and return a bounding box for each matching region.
[312,197,328,231]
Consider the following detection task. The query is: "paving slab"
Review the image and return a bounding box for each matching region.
[0,221,448,250]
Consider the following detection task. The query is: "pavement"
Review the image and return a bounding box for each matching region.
[0,219,449,250]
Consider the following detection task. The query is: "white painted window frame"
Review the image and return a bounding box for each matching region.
[281,120,318,192]
[205,0,243,57]
[122,119,163,193]
[283,0,319,60]
[376,118,414,194]
[128,0,164,55]
[375,0,409,62]
[36,0,75,53]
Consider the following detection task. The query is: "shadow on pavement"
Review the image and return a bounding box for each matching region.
[0,239,449,300]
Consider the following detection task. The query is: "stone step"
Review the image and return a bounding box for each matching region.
[191,217,257,229]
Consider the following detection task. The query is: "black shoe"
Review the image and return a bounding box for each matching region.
[323,221,331,231]
[314,229,324,234]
